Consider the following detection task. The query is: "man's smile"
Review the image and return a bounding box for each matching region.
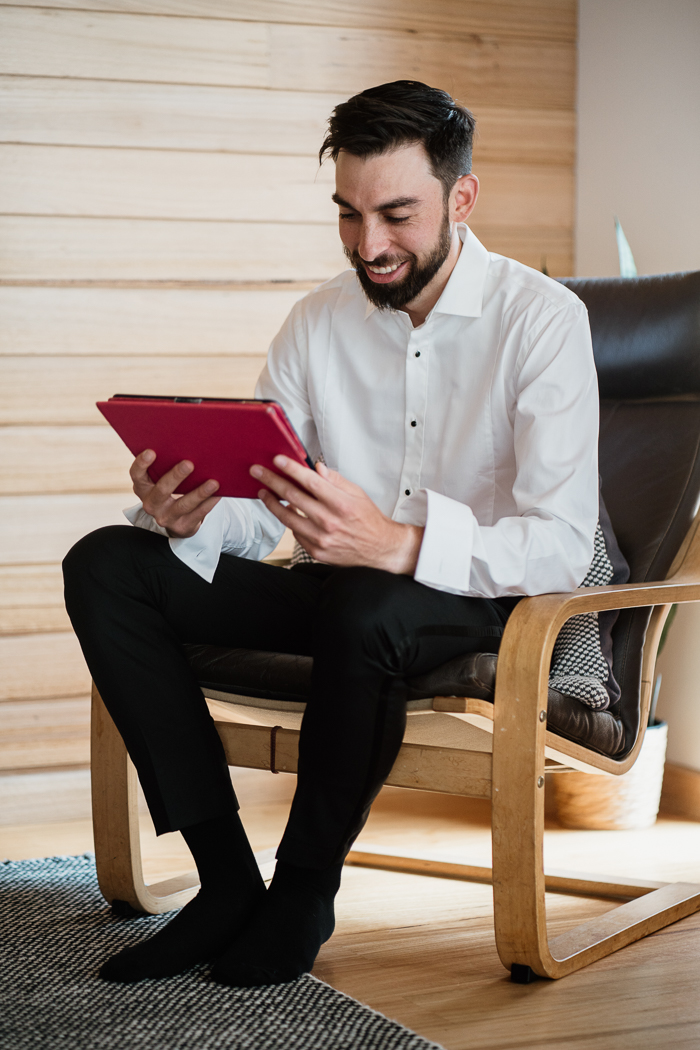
[364,259,410,283]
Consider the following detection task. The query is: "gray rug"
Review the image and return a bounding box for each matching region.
[0,854,444,1050]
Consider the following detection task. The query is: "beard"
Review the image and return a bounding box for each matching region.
[344,210,452,312]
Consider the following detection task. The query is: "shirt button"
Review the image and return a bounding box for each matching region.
[405,488,411,496]
[414,351,421,358]
[410,420,417,427]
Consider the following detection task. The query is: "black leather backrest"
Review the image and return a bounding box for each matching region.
[561,271,700,399]
[559,274,700,756]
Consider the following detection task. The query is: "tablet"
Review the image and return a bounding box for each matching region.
[97,394,314,498]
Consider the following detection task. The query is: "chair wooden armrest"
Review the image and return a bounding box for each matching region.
[489,523,700,979]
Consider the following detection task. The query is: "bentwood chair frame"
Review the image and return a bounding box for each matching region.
[89,271,700,982]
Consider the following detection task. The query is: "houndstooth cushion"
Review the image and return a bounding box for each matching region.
[548,522,613,710]
[289,520,619,712]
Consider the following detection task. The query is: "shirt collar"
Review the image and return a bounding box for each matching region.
[433,225,490,318]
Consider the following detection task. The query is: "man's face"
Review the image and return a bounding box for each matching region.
[333,143,453,311]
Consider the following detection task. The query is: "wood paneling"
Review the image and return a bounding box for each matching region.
[0,426,134,494]
[0,355,264,424]
[0,632,91,700]
[0,77,342,157]
[0,696,90,768]
[1,146,571,232]
[0,79,574,166]
[0,2,577,43]
[0,564,64,609]
[0,605,72,635]
[1,217,571,283]
[0,216,345,282]
[0,145,336,222]
[0,286,307,357]
[0,564,70,634]
[1,9,575,110]
[0,494,130,564]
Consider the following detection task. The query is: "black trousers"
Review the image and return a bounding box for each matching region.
[63,525,511,869]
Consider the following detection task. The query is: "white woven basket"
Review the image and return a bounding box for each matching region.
[551,721,668,830]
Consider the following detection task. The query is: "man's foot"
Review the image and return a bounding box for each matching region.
[100,810,266,982]
[100,882,266,982]
[210,860,341,987]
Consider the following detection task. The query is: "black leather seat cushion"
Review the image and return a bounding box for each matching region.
[185,645,625,756]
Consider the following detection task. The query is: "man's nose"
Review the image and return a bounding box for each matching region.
[357,221,390,263]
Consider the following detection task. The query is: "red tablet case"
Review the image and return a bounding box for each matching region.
[96,396,313,498]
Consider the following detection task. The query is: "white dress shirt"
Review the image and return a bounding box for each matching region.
[125,225,599,597]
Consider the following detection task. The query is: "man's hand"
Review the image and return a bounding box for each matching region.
[251,456,424,574]
[130,450,221,538]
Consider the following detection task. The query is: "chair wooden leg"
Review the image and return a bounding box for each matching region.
[490,612,700,979]
[91,683,200,915]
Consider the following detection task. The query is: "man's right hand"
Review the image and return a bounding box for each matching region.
[130,449,221,538]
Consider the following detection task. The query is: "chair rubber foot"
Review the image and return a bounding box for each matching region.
[511,964,539,984]
[111,899,143,919]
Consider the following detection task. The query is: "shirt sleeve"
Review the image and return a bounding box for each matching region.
[412,299,599,598]
[123,300,317,583]
[123,497,285,583]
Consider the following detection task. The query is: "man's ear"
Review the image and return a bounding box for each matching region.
[450,173,479,223]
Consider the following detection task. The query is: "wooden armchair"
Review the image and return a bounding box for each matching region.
[90,270,700,983]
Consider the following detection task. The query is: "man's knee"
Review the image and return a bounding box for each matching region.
[62,524,166,602]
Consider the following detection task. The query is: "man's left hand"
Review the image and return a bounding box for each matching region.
[251,457,424,574]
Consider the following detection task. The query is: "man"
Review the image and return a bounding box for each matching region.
[63,81,599,987]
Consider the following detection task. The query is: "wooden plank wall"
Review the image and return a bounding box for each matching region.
[0,0,576,783]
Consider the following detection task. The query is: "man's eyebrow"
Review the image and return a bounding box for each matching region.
[331,193,421,211]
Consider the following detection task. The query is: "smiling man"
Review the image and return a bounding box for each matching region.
[63,82,600,988]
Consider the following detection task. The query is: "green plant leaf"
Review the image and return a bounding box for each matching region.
[614,217,638,277]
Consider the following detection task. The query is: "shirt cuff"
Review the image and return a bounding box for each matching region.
[167,502,226,583]
[123,501,169,537]
[412,489,476,595]
[123,500,224,583]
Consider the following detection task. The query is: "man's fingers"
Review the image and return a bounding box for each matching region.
[252,459,345,517]
[163,495,221,537]
[258,487,322,542]
[168,477,219,516]
[130,448,157,490]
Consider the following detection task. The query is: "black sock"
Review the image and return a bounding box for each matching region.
[99,809,266,982]
[210,859,343,987]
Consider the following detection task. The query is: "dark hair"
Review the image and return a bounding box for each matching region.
[319,81,476,198]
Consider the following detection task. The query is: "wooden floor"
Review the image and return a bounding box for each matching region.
[2,780,700,1050]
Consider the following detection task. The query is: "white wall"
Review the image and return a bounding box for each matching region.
[576,0,700,277]
[577,1,700,769]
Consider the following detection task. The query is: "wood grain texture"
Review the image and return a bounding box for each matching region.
[0,493,129,563]
[0,9,575,110]
[0,355,265,423]
[0,563,64,609]
[0,286,306,357]
[0,1,577,43]
[0,216,345,282]
[0,144,336,223]
[0,695,90,769]
[0,78,575,166]
[0,426,133,495]
[0,77,343,156]
[0,631,90,700]
[0,216,571,281]
[1,146,571,234]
